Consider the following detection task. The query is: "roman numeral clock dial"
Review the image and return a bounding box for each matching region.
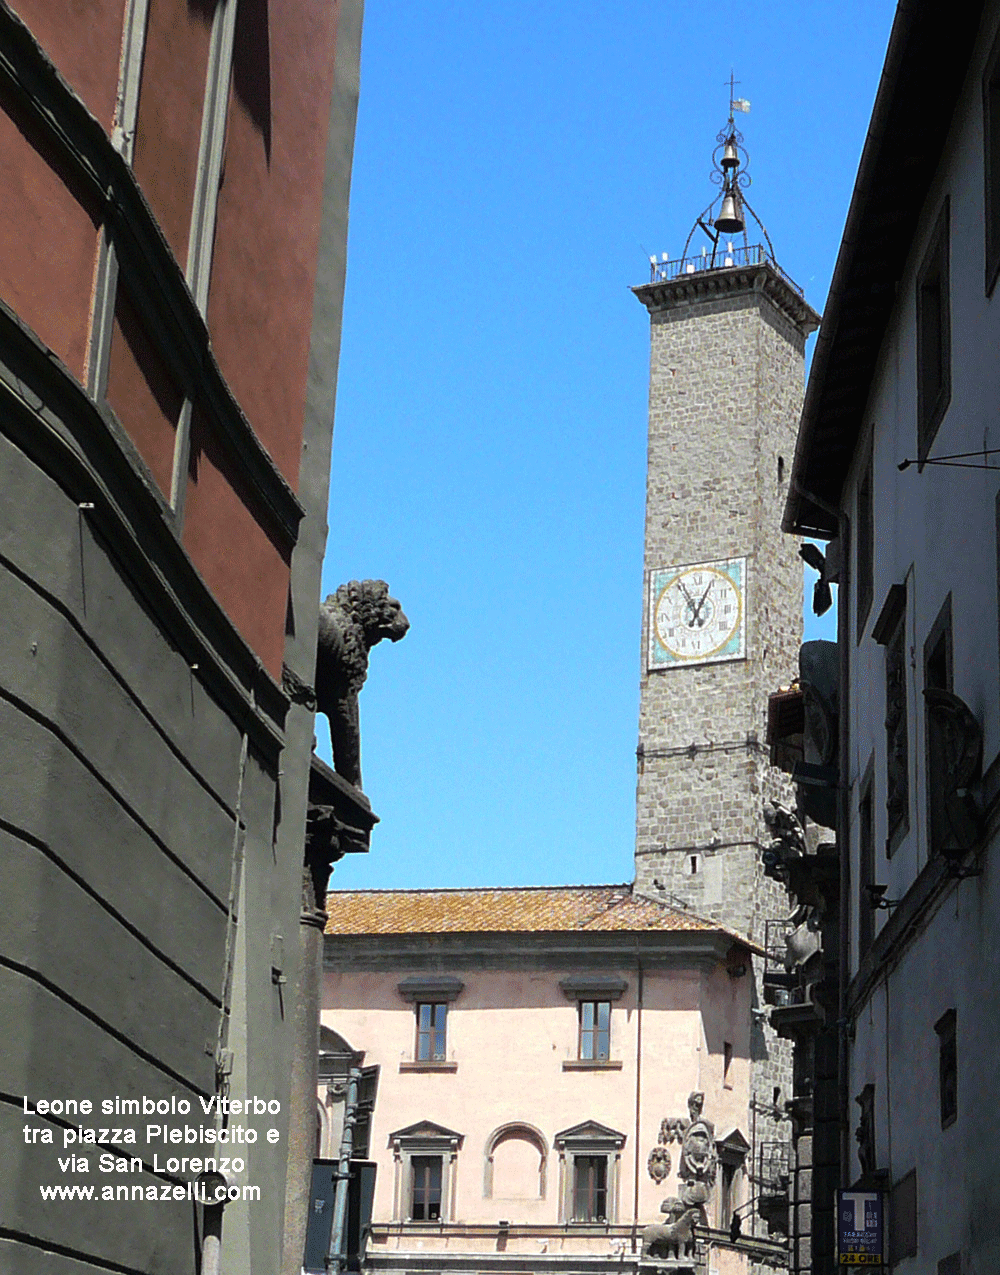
[648,557,747,669]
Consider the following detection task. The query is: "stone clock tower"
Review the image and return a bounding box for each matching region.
[631,116,820,943]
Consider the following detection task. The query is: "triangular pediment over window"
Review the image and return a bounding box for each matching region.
[389,1120,464,1144]
[716,1127,751,1162]
[554,1120,626,1149]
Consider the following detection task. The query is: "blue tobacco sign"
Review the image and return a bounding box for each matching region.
[836,1189,888,1266]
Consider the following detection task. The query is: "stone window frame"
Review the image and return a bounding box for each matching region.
[553,1120,626,1224]
[722,1041,734,1090]
[856,442,874,643]
[858,754,876,960]
[923,594,955,857]
[415,1002,448,1062]
[935,1008,958,1130]
[889,1168,918,1263]
[397,976,463,1073]
[388,1120,464,1223]
[984,21,1000,296]
[578,1000,612,1062]
[572,1155,608,1223]
[410,1155,443,1221]
[482,1122,548,1200]
[559,976,627,1072]
[873,583,909,855]
[715,1127,751,1230]
[916,199,951,465]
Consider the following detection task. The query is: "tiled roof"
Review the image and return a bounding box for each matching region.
[325,883,746,941]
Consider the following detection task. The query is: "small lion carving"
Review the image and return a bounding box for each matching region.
[314,580,409,787]
[640,1199,701,1260]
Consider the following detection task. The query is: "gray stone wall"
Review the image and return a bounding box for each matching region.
[633,278,807,946]
[632,266,818,1252]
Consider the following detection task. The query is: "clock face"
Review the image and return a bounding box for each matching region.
[648,557,747,669]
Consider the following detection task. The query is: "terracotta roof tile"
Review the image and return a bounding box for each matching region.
[325,883,748,943]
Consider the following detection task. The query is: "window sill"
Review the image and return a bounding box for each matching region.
[399,1060,458,1073]
[562,1059,623,1071]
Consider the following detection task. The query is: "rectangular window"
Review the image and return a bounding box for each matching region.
[410,1155,442,1221]
[572,1156,607,1222]
[936,1008,957,1129]
[859,764,876,959]
[723,1041,733,1089]
[416,1003,447,1061]
[890,1169,918,1263]
[856,452,874,641]
[579,1001,611,1061]
[916,201,951,462]
[924,596,954,856]
[719,1161,737,1228]
[874,584,909,854]
[984,26,1000,293]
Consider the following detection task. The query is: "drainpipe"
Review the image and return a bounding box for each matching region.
[197,1170,229,1275]
[631,955,644,1251]
[327,1067,360,1273]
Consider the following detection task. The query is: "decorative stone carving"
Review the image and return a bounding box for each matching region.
[303,803,345,913]
[281,663,317,709]
[640,1198,700,1260]
[314,580,409,788]
[646,1144,671,1183]
[648,1091,716,1229]
[677,1092,716,1188]
[659,1116,687,1145]
[763,800,807,884]
[855,1084,876,1178]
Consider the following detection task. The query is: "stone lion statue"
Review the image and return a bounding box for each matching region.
[314,580,409,787]
[640,1198,701,1261]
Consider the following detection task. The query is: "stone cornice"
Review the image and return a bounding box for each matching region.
[0,1,303,549]
[632,261,821,338]
[323,928,737,973]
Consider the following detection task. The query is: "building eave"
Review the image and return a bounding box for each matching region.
[784,0,987,536]
[323,927,747,973]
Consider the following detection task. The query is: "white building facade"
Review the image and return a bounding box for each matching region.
[785,2,1000,1269]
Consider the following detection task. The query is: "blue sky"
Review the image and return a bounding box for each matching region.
[319,1,894,890]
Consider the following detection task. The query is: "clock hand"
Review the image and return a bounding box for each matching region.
[692,579,714,626]
[677,578,698,623]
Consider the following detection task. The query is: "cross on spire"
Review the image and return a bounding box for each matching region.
[726,72,739,125]
[726,71,751,119]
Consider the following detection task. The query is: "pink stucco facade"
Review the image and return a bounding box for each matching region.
[320,887,789,1275]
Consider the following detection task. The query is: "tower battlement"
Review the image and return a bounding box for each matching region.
[634,249,819,344]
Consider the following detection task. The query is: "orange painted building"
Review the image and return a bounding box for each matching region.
[0,2,365,1272]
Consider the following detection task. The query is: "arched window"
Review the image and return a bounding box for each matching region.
[483,1123,548,1199]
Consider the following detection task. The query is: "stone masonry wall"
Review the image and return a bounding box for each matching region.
[633,267,815,1245]
[634,280,804,937]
